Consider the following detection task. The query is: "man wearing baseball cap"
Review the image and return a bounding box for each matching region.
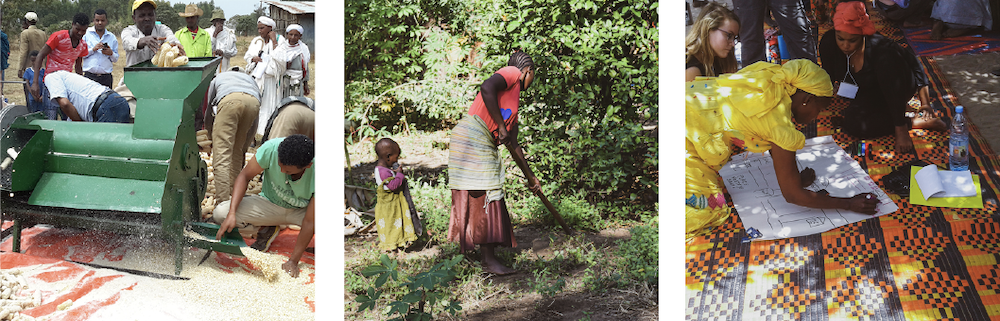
[205,9,237,73]
[18,12,47,79]
[175,4,212,58]
[121,0,184,69]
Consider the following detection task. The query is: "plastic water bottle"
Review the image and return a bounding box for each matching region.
[949,106,969,171]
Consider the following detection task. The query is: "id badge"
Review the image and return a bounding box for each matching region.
[838,82,859,99]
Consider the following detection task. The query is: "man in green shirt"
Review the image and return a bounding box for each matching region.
[174,4,212,57]
[214,134,314,277]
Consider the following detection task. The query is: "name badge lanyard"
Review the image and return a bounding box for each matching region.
[843,50,858,85]
[837,50,860,99]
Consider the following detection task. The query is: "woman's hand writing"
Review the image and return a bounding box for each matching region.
[847,194,879,214]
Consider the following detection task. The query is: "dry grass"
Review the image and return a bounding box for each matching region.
[1,35,315,106]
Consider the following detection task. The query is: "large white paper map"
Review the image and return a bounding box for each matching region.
[719,136,898,241]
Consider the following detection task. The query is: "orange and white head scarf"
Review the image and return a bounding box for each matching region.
[833,1,875,35]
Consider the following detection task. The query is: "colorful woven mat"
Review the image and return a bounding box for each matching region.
[686,6,1000,318]
[901,26,1000,57]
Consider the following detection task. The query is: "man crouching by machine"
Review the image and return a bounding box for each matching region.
[214,134,314,277]
[46,70,130,122]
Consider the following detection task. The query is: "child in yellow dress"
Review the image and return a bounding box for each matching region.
[373,138,418,251]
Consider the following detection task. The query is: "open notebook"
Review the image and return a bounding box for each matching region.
[913,164,977,201]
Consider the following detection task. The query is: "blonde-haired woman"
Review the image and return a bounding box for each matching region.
[685,2,741,81]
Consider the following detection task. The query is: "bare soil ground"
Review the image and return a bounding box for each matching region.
[931,52,1000,155]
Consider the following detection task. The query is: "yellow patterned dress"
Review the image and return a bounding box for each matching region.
[374,172,418,251]
[685,60,834,241]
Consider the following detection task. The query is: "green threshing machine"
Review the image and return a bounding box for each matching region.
[1,58,245,275]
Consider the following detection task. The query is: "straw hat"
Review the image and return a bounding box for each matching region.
[178,4,204,18]
[211,10,226,22]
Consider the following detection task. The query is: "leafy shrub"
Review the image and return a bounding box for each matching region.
[355,254,465,320]
[476,0,659,207]
[616,222,658,285]
[407,175,453,241]
[345,0,658,239]
[524,189,604,232]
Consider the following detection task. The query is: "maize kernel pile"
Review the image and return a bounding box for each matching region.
[81,234,315,320]
[0,270,42,321]
[240,246,286,282]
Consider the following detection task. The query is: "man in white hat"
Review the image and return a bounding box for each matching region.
[122,0,184,69]
[18,12,47,79]
[245,16,284,140]
[205,9,237,73]
[276,24,310,98]
[175,4,212,58]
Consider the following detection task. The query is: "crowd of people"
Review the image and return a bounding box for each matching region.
[1,0,316,277]
[5,0,312,128]
[684,0,962,239]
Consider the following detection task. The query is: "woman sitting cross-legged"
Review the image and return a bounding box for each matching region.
[819,0,945,154]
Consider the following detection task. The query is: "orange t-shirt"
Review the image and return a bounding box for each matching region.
[44,30,88,74]
[468,66,522,141]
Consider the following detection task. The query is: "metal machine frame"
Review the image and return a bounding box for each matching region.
[1,58,245,275]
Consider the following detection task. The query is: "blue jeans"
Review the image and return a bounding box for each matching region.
[93,92,130,123]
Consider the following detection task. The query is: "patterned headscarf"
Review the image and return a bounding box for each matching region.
[715,59,833,118]
[833,1,875,35]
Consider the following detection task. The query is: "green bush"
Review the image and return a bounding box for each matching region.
[345,0,658,234]
[460,0,658,203]
[355,254,464,320]
[407,175,453,241]
[524,189,604,232]
[616,222,658,285]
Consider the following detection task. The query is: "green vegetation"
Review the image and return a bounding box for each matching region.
[346,0,659,206]
[346,0,659,318]
[346,176,659,319]
[0,0,265,37]
[355,254,464,320]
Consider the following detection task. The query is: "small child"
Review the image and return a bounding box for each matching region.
[373,138,418,251]
[21,51,60,120]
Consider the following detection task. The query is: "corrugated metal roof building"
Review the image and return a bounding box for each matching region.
[262,1,315,54]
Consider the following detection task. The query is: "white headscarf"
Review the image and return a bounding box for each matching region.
[286,24,304,35]
[257,16,275,28]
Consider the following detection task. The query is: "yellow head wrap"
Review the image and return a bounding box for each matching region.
[715,59,833,118]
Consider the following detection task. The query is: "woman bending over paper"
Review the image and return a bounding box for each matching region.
[685,59,879,240]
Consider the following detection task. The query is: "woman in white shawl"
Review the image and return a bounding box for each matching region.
[276,24,311,98]
[245,16,284,137]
